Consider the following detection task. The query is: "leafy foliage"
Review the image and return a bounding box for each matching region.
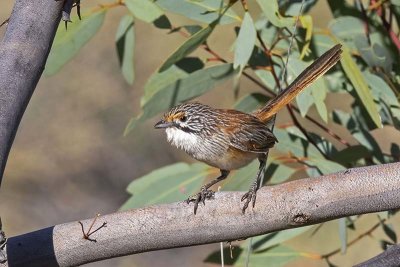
[46,0,400,266]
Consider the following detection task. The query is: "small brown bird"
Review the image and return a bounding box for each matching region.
[155,44,342,214]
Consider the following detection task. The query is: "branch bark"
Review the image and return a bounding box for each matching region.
[355,244,400,267]
[0,0,63,186]
[2,162,400,267]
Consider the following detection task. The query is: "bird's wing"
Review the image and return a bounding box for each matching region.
[219,110,277,153]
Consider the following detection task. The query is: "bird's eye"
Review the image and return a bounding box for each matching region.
[180,116,187,122]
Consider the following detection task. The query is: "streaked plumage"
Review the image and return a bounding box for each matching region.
[155,44,343,214]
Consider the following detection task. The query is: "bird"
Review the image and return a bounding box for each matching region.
[154,44,343,214]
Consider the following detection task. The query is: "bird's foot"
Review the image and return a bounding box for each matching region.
[186,187,215,214]
[241,185,258,214]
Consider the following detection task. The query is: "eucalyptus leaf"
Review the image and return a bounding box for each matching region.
[45,10,106,76]
[115,15,135,85]
[121,162,210,210]
[234,93,270,113]
[235,246,299,267]
[339,45,382,128]
[286,58,329,122]
[233,12,256,71]
[249,226,314,252]
[125,64,238,134]
[156,0,240,24]
[299,15,313,59]
[125,0,163,23]
[141,65,188,106]
[159,23,215,72]
[256,0,295,28]
[339,218,347,254]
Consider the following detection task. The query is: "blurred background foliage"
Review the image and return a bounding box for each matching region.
[1,0,400,266]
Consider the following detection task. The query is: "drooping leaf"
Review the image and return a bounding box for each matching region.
[329,16,364,49]
[266,163,296,184]
[156,0,240,24]
[332,110,384,163]
[120,162,212,210]
[339,218,347,254]
[249,226,314,252]
[363,71,400,129]
[222,160,258,191]
[125,0,163,23]
[141,65,188,106]
[286,58,329,122]
[204,247,243,265]
[125,64,238,134]
[159,23,215,72]
[339,45,382,128]
[115,15,135,85]
[235,246,299,267]
[233,12,256,71]
[381,222,397,243]
[234,93,270,113]
[274,128,345,176]
[45,10,106,76]
[256,0,295,28]
[330,145,370,165]
[299,15,313,59]
[355,36,393,72]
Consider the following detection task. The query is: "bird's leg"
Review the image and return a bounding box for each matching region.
[241,155,267,214]
[187,170,230,214]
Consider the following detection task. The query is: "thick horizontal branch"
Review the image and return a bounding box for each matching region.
[0,0,63,185]
[3,162,400,267]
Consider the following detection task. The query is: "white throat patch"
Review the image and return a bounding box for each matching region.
[165,127,198,153]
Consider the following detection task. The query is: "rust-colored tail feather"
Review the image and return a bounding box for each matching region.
[254,44,342,122]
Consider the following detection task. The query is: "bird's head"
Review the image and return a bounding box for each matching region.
[154,102,214,134]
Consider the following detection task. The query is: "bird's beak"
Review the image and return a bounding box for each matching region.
[154,120,174,129]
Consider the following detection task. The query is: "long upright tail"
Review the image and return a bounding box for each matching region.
[254,44,343,122]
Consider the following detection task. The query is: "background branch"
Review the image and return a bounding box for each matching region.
[0,0,63,186]
[2,162,400,267]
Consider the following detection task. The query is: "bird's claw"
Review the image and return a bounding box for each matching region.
[186,187,215,214]
[241,187,257,214]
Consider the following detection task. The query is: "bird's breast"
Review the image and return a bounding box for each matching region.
[164,127,257,171]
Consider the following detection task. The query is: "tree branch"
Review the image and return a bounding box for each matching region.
[0,0,63,186]
[2,162,400,267]
[355,244,400,267]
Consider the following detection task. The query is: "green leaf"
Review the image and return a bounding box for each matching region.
[299,15,313,59]
[355,36,393,72]
[156,0,240,24]
[125,0,163,23]
[235,246,299,267]
[330,145,370,165]
[222,160,258,191]
[274,128,345,176]
[141,65,188,106]
[45,10,106,76]
[266,163,296,184]
[256,0,295,28]
[339,218,347,254]
[159,23,215,72]
[381,222,397,243]
[115,15,135,85]
[363,71,400,128]
[329,16,364,43]
[233,12,256,71]
[234,93,270,113]
[286,58,329,122]
[125,64,238,134]
[340,45,382,128]
[120,162,210,210]
[249,226,314,252]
